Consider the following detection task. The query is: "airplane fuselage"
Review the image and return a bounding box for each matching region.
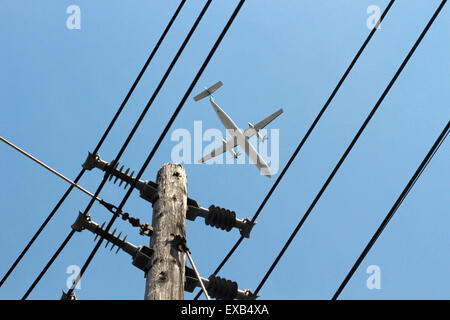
[194,81,282,178]
[209,97,242,136]
[208,97,272,177]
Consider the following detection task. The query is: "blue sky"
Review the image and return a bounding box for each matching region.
[0,1,448,300]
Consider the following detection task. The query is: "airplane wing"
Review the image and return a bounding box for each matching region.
[197,136,238,163]
[244,108,283,138]
[253,108,283,130]
[199,133,272,178]
[193,81,223,101]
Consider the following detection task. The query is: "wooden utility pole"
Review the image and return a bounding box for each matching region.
[144,163,187,300]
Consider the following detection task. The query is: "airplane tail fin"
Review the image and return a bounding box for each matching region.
[193,81,223,101]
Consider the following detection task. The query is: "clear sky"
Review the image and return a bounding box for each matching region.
[0,1,448,300]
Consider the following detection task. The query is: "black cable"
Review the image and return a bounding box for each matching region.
[254,0,446,296]
[23,0,211,299]
[333,120,449,299]
[63,0,245,298]
[0,0,185,290]
[23,0,207,299]
[194,0,395,300]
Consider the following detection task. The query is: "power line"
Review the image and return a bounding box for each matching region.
[332,120,449,299]
[0,136,106,204]
[24,0,211,298]
[194,0,395,300]
[0,136,152,234]
[254,0,447,296]
[21,0,236,299]
[0,0,186,290]
[62,0,245,298]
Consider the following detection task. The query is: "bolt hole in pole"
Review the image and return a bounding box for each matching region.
[145,163,187,300]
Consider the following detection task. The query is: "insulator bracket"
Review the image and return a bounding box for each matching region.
[71,212,153,272]
[82,152,256,238]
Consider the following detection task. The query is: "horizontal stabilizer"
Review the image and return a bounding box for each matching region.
[193,81,223,101]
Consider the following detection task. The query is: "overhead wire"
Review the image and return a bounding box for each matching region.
[22,0,209,299]
[332,120,449,299]
[253,0,447,296]
[0,135,153,234]
[23,0,218,298]
[0,135,101,201]
[62,0,246,298]
[194,0,396,300]
[21,0,245,299]
[14,0,445,301]
[0,0,186,289]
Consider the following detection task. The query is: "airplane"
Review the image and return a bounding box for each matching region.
[193,81,283,178]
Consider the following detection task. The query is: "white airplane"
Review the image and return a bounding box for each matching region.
[193,81,283,178]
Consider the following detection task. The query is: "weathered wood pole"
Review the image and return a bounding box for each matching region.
[144,163,187,300]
